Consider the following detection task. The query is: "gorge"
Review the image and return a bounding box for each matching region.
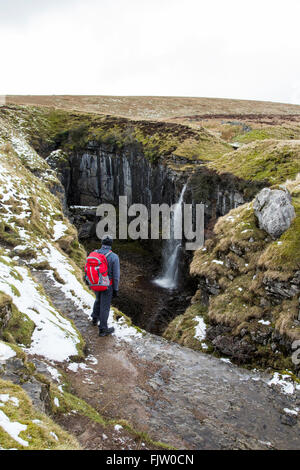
[0,99,299,450]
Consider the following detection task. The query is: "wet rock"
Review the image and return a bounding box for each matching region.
[78,221,94,240]
[206,324,231,342]
[1,357,25,383]
[280,413,298,426]
[204,278,221,295]
[249,326,272,345]
[22,380,49,413]
[212,335,256,363]
[0,356,51,413]
[263,272,300,299]
[67,147,181,208]
[253,187,295,239]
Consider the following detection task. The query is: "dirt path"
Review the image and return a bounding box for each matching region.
[36,271,300,450]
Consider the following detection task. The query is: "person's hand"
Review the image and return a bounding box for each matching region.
[113,290,118,298]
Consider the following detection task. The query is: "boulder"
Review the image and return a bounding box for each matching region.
[253,187,295,239]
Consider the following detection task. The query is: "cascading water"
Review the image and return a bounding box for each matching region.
[154,184,187,289]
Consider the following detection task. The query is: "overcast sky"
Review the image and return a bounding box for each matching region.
[0,0,300,104]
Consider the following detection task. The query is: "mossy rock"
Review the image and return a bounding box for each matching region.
[164,302,211,352]
[1,301,35,348]
[0,378,80,450]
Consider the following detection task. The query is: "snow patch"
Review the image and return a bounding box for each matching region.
[268,372,296,395]
[47,366,62,383]
[0,410,28,447]
[53,398,60,408]
[0,342,16,362]
[0,262,81,362]
[258,319,271,326]
[52,220,68,241]
[220,358,232,364]
[114,424,123,432]
[283,407,298,416]
[110,312,143,343]
[0,395,19,407]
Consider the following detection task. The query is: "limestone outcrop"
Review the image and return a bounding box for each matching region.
[254,187,295,239]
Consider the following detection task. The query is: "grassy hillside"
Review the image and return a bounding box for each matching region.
[0,104,231,165]
[6,95,300,122]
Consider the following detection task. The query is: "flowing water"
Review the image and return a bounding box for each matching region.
[154,184,187,289]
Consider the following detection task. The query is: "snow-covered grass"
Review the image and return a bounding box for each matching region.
[268,372,300,395]
[0,341,16,362]
[53,221,68,241]
[47,366,62,383]
[0,395,19,407]
[193,316,208,350]
[109,311,143,343]
[258,319,271,326]
[0,260,81,362]
[0,128,144,359]
[36,243,93,311]
[0,410,28,447]
[0,138,88,362]
[0,378,80,450]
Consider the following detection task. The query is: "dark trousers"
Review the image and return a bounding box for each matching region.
[92,286,113,330]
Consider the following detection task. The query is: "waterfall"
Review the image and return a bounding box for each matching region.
[154,184,187,289]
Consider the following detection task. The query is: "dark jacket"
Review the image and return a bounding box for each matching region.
[96,244,120,291]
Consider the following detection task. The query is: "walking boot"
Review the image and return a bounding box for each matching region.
[92,318,98,326]
[99,327,115,337]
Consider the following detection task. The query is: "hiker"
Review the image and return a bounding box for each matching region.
[87,235,120,336]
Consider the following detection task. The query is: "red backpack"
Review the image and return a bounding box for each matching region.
[84,251,112,291]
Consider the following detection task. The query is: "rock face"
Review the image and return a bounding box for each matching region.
[51,143,260,236]
[254,187,295,239]
[67,144,182,208]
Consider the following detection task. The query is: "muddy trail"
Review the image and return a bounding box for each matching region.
[35,271,300,450]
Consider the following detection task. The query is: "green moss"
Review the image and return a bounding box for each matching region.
[0,379,80,450]
[173,136,231,161]
[209,140,300,184]
[67,239,87,269]
[258,195,300,271]
[9,268,23,282]
[234,126,300,144]
[31,260,52,270]
[0,104,230,166]
[7,284,21,297]
[0,221,20,247]
[164,303,211,352]
[2,303,35,347]
[112,307,146,335]
[49,383,105,425]
[108,419,176,450]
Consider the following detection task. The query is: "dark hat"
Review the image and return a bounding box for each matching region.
[101,234,113,246]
